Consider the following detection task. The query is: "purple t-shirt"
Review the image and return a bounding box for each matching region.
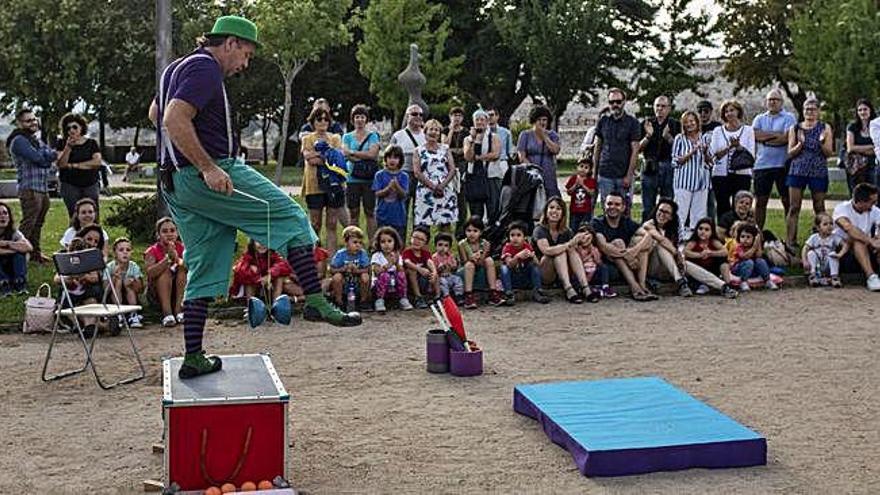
[159,49,237,166]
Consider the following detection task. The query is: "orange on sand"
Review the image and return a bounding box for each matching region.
[257,480,273,490]
[204,488,221,495]
[240,481,257,491]
[220,483,236,493]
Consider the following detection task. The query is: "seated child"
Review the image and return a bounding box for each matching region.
[432,232,464,303]
[574,223,611,298]
[500,221,549,305]
[564,158,597,230]
[457,215,504,309]
[329,226,372,311]
[402,225,438,309]
[105,237,145,328]
[144,217,187,328]
[802,212,847,288]
[729,223,778,291]
[683,217,738,298]
[230,239,293,301]
[371,226,413,313]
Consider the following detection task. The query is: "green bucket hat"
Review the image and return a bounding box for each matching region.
[209,15,261,47]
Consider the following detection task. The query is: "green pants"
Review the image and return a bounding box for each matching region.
[164,158,317,300]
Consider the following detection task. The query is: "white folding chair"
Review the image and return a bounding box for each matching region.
[41,248,146,389]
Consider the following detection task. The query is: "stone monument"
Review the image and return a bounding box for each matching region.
[398,43,429,120]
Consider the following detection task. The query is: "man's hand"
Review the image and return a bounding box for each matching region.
[662,124,673,142]
[622,174,632,189]
[644,120,654,137]
[203,164,233,195]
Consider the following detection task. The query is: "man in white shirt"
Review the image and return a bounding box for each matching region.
[123,146,141,182]
[390,104,426,214]
[833,182,880,291]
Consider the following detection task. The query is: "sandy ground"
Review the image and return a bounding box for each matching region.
[1,287,878,495]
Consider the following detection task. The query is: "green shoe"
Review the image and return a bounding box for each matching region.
[302,293,362,327]
[178,352,223,380]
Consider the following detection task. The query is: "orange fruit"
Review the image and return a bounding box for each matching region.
[204,488,221,495]
[240,481,257,491]
[220,483,236,493]
[257,480,273,490]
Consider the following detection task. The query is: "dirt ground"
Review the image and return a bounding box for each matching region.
[1,287,878,494]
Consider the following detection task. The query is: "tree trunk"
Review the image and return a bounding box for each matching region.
[98,108,107,155]
[262,114,270,166]
[275,72,294,185]
[133,125,141,148]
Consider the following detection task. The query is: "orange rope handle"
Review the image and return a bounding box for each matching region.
[200,425,253,486]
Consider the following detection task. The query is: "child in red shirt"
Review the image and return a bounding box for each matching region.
[402,225,438,308]
[565,158,597,230]
[229,238,293,301]
[499,221,549,305]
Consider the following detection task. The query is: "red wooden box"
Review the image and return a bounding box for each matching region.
[162,354,289,491]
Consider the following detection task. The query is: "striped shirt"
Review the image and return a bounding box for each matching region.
[672,133,712,191]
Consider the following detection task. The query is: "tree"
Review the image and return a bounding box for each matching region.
[441,0,529,123]
[356,0,463,125]
[719,0,809,115]
[790,0,880,127]
[494,0,653,126]
[0,0,101,141]
[226,56,284,164]
[632,0,718,114]
[256,0,352,184]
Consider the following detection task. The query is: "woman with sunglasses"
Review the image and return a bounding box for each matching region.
[301,107,346,252]
[56,113,103,216]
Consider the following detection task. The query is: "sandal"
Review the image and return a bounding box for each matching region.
[565,286,583,304]
[632,291,650,302]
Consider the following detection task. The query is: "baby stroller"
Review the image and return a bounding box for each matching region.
[484,163,546,257]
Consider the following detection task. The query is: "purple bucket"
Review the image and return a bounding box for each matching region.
[426,329,450,373]
[449,349,483,377]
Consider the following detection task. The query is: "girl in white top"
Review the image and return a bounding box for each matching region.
[370,226,413,313]
[709,99,756,220]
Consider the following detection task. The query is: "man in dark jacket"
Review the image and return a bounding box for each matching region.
[7,109,56,263]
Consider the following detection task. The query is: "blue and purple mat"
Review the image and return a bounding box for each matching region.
[514,377,766,477]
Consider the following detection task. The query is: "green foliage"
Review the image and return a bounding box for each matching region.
[355,0,464,123]
[633,0,718,114]
[719,0,809,114]
[790,0,880,124]
[493,0,651,124]
[256,0,352,182]
[104,194,160,244]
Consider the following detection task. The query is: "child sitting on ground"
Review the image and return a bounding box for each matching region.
[402,225,438,309]
[230,239,293,301]
[458,215,504,309]
[371,226,413,313]
[500,221,549,305]
[329,226,372,311]
[683,217,738,298]
[801,212,847,288]
[105,237,144,328]
[729,223,778,291]
[574,223,612,298]
[432,232,464,303]
[564,158,597,230]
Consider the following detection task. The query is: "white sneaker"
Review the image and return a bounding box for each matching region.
[766,280,779,291]
[399,297,414,311]
[128,313,143,328]
[867,273,880,292]
[175,312,185,324]
[374,298,386,313]
[739,281,750,292]
[162,314,177,327]
[695,284,710,295]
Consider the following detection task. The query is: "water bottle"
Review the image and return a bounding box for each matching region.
[346,262,357,312]
[388,267,397,293]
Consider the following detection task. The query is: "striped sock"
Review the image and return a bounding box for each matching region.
[287,246,321,295]
[183,298,210,355]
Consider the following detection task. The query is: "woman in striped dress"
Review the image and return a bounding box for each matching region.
[672,111,713,240]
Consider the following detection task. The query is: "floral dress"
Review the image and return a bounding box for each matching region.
[789,122,828,179]
[414,144,458,226]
